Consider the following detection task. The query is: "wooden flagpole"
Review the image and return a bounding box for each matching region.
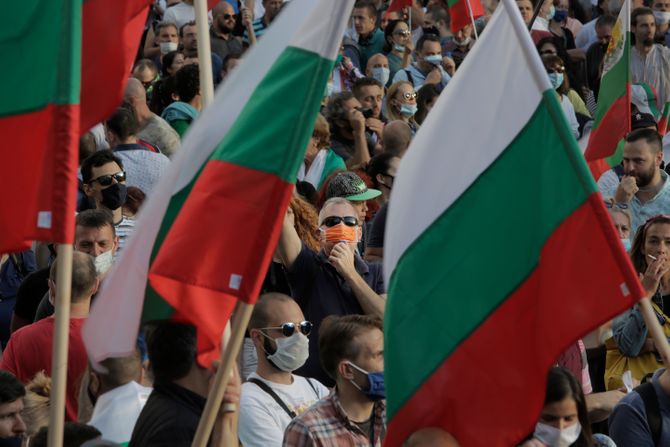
[194,0,215,108]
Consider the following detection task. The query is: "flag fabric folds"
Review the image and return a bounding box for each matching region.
[382,0,645,444]
[448,0,484,33]
[0,0,82,253]
[84,0,354,369]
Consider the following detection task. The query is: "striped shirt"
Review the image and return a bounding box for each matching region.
[243,18,268,44]
[115,216,135,254]
[282,392,386,447]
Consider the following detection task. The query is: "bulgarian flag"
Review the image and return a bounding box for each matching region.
[83,0,354,368]
[387,0,413,13]
[382,0,644,444]
[584,0,631,181]
[659,102,670,135]
[448,0,484,33]
[0,0,81,253]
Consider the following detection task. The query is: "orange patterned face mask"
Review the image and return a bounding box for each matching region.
[322,224,358,243]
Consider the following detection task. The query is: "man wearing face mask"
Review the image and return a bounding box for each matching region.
[653,0,670,47]
[283,314,386,446]
[365,53,391,88]
[2,252,98,422]
[81,151,135,253]
[239,293,329,447]
[392,34,451,91]
[277,197,385,387]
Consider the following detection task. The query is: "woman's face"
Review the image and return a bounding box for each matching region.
[540,396,579,430]
[168,53,185,76]
[395,84,417,108]
[610,210,631,239]
[643,222,670,259]
[539,43,558,57]
[351,200,368,222]
[391,22,411,46]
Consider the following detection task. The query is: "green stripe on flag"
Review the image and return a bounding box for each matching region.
[141,46,333,321]
[594,35,629,125]
[0,0,81,116]
[385,90,595,418]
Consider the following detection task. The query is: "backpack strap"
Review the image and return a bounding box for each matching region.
[305,377,319,399]
[404,69,414,87]
[635,381,662,446]
[248,378,297,419]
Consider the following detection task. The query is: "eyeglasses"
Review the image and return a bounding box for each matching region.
[546,66,565,74]
[402,91,417,100]
[605,201,628,210]
[222,13,236,19]
[88,171,126,186]
[393,30,411,37]
[322,216,359,227]
[261,321,313,337]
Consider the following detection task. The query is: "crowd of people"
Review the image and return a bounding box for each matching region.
[4,0,670,445]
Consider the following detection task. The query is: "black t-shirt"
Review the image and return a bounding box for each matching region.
[367,203,388,249]
[13,267,49,322]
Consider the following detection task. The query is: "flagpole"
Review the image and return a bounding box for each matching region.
[47,244,74,447]
[527,0,544,31]
[191,301,255,447]
[194,0,215,108]
[466,0,480,40]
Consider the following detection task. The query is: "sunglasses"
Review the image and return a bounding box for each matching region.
[322,216,359,227]
[89,171,126,186]
[402,91,417,100]
[222,13,236,19]
[262,321,313,337]
[394,30,411,37]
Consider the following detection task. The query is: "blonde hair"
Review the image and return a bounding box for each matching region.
[312,113,331,150]
[23,371,51,437]
[385,81,414,122]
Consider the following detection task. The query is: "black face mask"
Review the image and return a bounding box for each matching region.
[100,183,127,211]
[0,437,23,447]
[422,26,440,36]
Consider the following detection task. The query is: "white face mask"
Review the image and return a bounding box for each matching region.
[262,332,309,372]
[533,421,582,447]
[160,41,179,55]
[93,250,114,275]
[371,67,390,86]
[654,10,670,24]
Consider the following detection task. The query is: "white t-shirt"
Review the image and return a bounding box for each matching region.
[239,372,329,447]
[88,381,152,445]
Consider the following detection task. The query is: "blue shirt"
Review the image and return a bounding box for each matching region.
[391,62,450,91]
[609,369,670,446]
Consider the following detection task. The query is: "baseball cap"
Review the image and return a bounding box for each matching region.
[632,112,658,130]
[326,171,382,201]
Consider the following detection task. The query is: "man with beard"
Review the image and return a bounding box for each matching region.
[210,2,243,62]
[442,23,476,68]
[602,128,670,237]
[631,7,670,105]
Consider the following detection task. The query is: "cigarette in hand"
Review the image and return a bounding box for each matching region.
[648,254,658,261]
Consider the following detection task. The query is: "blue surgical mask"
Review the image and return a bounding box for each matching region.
[548,72,564,90]
[400,103,417,117]
[621,238,632,252]
[554,9,569,22]
[424,54,442,65]
[393,43,406,52]
[371,67,390,86]
[347,362,385,401]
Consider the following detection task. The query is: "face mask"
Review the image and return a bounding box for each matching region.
[393,43,406,52]
[422,25,439,36]
[621,238,632,251]
[654,10,670,24]
[554,9,569,22]
[548,72,564,90]
[423,54,442,65]
[100,183,127,210]
[547,5,556,20]
[533,421,582,447]
[322,224,358,243]
[324,82,334,98]
[160,41,178,55]
[0,438,23,447]
[94,249,114,274]
[261,331,309,372]
[371,67,390,86]
[400,103,418,117]
[347,362,385,401]
[454,36,472,47]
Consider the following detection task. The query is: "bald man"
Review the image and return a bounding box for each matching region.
[404,428,460,447]
[124,77,180,157]
[382,120,412,156]
[210,2,244,61]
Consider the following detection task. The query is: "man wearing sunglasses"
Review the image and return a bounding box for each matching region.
[277,197,385,387]
[239,293,329,447]
[210,2,243,62]
[81,151,135,253]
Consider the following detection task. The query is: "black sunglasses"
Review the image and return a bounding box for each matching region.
[89,171,126,186]
[222,13,236,19]
[262,321,313,337]
[322,216,358,228]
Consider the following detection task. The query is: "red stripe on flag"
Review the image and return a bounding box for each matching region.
[149,161,294,367]
[387,0,413,13]
[0,104,79,253]
[449,0,484,33]
[588,158,612,182]
[584,93,629,162]
[81,0,151,132]
[384,194,643,447]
